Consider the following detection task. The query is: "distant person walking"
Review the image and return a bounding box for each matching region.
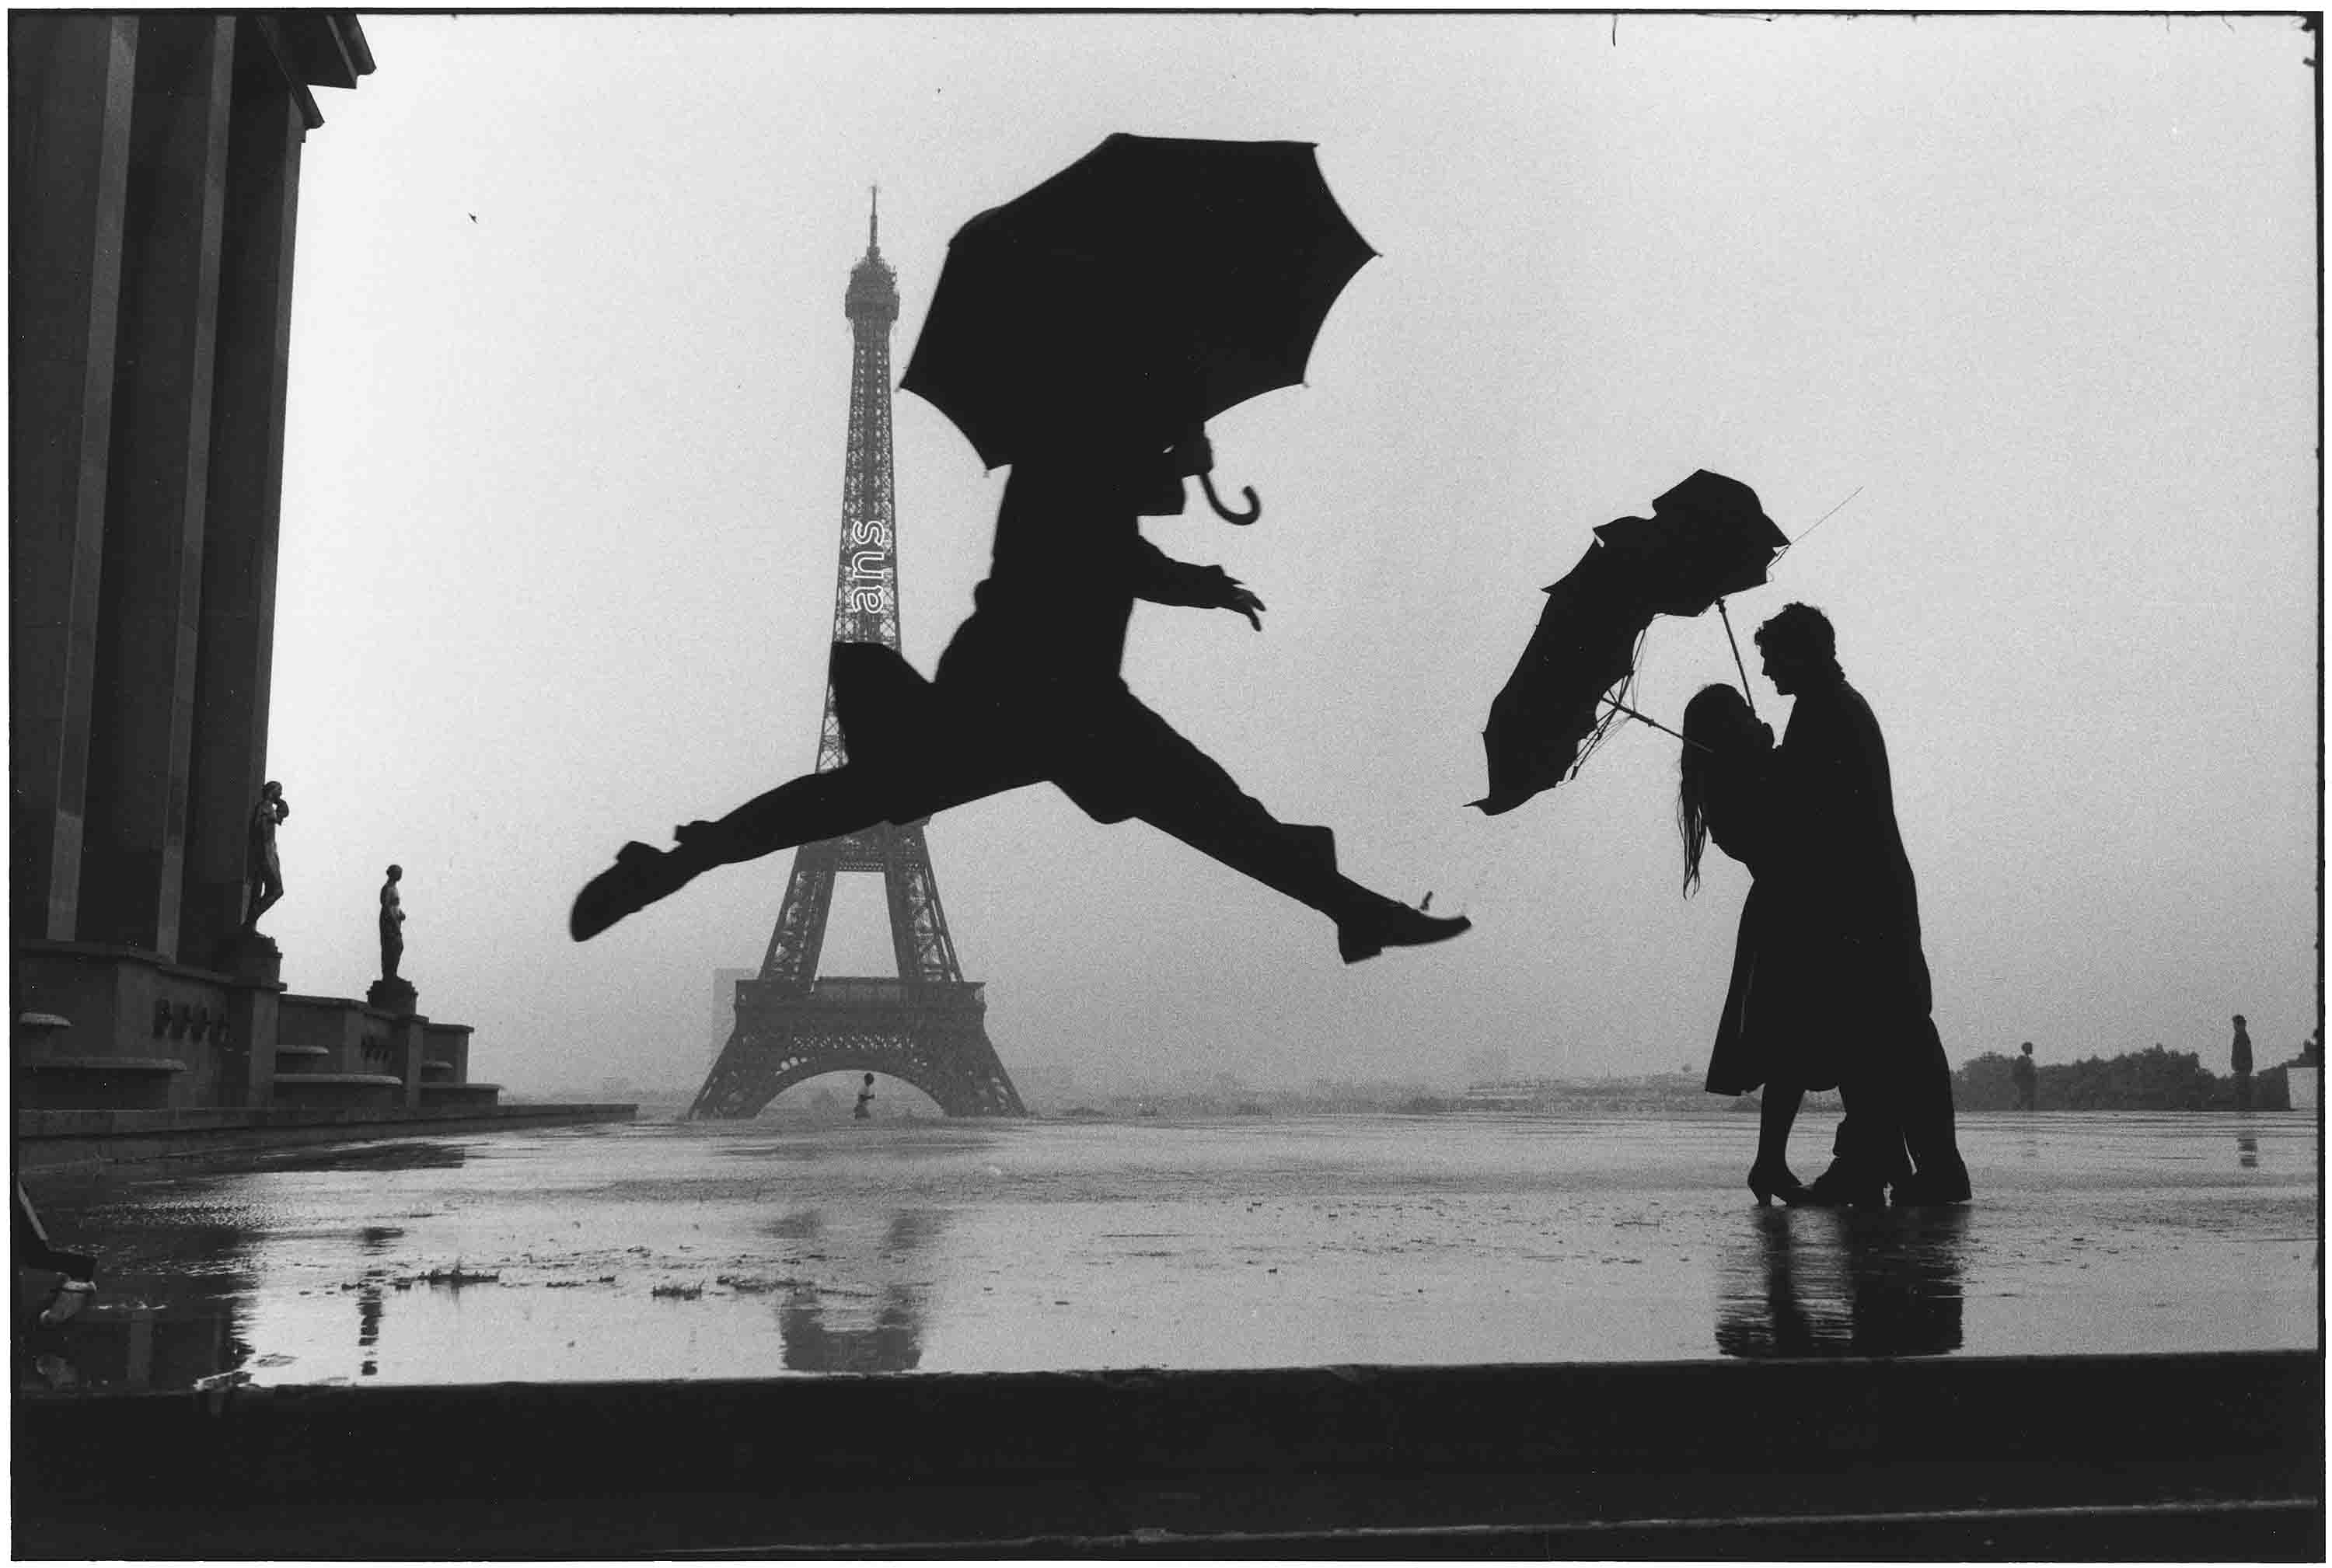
[2230,1014,2253,1112]
[854,1073,875,1121]
[2012,1042,2037,1112]
[1755,603,1970,1207]
[571,428,1470,966]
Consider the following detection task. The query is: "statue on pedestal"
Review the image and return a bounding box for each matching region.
[243,781,289,928]
[379,864,405,981]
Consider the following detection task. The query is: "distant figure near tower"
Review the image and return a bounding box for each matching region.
[2013,1042,2037,1112]
[2230,1014,2253,1112]
[854,1073,875,1120]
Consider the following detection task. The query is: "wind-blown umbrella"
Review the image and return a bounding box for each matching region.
[900,134,1375,519]
[1475,470,1789,815]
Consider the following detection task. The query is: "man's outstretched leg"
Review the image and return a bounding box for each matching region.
[1060,697,1471,963]
[571,767,881,941]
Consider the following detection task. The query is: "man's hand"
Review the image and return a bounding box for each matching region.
[1157,560,1265,627]
[1217,571,1265,631]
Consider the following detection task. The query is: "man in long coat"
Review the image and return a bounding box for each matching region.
[1756,603,1971,1206]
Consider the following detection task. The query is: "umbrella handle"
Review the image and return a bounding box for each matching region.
[1716,597,1757,721]
[1199,471,1261,526]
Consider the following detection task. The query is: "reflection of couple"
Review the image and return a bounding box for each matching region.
[1678,604,1971,1208]
[1715,1206,1968,1358]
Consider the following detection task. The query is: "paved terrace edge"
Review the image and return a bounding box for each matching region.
[13,1349,2322,1558]
[14,1102,638,1172]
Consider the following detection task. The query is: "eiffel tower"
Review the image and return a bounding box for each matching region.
[690,194,1024,1120]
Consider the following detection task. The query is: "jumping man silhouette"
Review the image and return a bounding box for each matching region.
[571,427,1471,966]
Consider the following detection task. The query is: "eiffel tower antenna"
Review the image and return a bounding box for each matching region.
[689,201,1024,1120]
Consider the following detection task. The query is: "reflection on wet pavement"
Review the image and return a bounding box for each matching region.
[14,1195,261,1395]
[774,1207,935,1372]
[14,1112,2316,1391]
[782,1283,922,1373]
[1715,1207,1967,1359]
[246,1140,473,1176]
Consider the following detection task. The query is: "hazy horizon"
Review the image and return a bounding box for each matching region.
[263,13,2318,1108]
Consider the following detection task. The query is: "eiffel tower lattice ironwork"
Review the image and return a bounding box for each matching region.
[690,194,1024,1120]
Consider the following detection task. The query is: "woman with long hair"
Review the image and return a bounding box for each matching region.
[1678,683,1813,1204]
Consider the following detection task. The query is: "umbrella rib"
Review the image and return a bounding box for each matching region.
[1601,693,1712,752]
[1716,597,1757,721]
[1775,483,1864,560]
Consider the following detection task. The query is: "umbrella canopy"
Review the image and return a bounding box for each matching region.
[900,134,1376,471]
[1474,470,1789,816]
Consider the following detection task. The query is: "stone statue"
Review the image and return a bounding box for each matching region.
[378,864,405,980]
[243,781,289,927]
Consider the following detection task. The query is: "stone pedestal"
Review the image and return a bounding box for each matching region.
[365,977,416,1015]
[210,927,280,983]
[216,979,278,1109]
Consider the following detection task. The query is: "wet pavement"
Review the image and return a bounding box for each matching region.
[14,1111,2316,1393]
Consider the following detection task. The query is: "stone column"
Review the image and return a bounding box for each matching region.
[181,51,305,969]
[76,15,233,957]
[216,982,279,1109]
[9,15,138,941]
[396,1015,426,1109]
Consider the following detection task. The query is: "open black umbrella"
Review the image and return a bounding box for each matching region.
[1474,470,1789,815]
[900,134,1374,519]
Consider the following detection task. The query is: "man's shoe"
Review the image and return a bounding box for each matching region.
[1800,1164,1888,1209]
[1335,898,1471,964]
[1892,1165,1973,1207]
[37,1278,95,1327]
[570,842,698,942]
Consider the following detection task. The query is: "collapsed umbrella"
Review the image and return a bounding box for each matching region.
[1474,470,1789,815]
[900,134,1376,512]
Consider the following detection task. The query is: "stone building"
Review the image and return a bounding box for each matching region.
[11,14,491,1122]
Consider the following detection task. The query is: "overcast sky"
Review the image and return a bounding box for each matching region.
[267,12,2318,1101]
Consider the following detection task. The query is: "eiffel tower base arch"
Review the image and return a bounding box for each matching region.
[691,977,1025,1119]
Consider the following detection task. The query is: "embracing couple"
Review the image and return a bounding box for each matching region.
[1677,603,1972,1209]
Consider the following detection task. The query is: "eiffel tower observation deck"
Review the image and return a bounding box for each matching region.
[690,194,1024,1119]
